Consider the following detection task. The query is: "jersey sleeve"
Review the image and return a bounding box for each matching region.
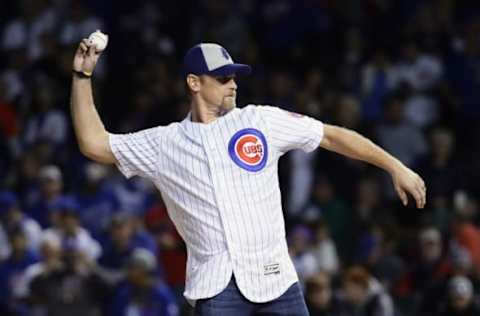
[108,126,162,179]
[258,105,324,154]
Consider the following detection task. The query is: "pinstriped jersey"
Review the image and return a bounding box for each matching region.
[109,105,324,303]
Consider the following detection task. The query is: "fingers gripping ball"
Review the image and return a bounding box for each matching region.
[87,30,108,52]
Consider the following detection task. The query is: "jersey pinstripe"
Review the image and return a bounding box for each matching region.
[109,105,324,303]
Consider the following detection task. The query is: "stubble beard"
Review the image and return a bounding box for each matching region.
[219,96,236,115]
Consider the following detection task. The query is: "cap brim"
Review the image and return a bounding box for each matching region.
[209,63,251,76]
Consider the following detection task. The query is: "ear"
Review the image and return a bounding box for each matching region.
[186,74,201,93]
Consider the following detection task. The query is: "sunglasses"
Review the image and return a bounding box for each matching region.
[213,75,236,84]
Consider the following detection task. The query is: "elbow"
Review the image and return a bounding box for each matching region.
[320,124,359,151]
[78,139,114,164]
[78,142,98,160]
[320,124,342,149]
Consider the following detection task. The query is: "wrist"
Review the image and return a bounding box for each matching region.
[388,159,406,175]
[72,70,92,79]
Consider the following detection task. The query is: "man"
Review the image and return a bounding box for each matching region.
[71,40,426,315]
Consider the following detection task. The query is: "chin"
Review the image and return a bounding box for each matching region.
[222,100,236,111]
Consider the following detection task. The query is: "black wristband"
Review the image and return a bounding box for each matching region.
[72,70,92,79]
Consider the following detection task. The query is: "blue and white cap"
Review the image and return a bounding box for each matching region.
[183,43,251,77]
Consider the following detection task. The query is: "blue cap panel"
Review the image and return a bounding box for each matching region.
[183,43,251,77]
[182,44,209,76]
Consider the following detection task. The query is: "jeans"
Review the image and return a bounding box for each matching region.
[194,276,310,316]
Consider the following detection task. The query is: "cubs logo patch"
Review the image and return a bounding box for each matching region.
[228,128,268,172]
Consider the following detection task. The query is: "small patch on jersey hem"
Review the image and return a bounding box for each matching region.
[264,263,280,275]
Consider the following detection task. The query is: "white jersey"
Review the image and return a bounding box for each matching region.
[109,105,324,303]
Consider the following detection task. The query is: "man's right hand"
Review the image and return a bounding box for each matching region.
[73,39,102,75]
[71,39,115,165]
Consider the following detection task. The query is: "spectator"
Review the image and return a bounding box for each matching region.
[0,78,20,171]
[393,42,443,92]
[76,162,119,237]
[416,245,476,315]
[288,149,317,217]
[361,50,397,122]
[288,224,318,283]
[320,95,369,202]
[0,191,42,260]
[15,233,63,301]
[22,82,68,154]
[340,265,395,316]
[376,93,427,168]
[26,164,64,228]
[438,276,480,316]
[0,228,38,315]
[59,0,104,46]
[311,220,339,276]
[1,0,58,61]
[351,177,383,228]
[43,196,102,262]
[451,192,480,276]
[300,175,349,253]
[29,238,109,316]
[305,272,341,316]
[190,0,248,57]
[416,127,460,206]
[145,200,186,296]
[445,20,480,118]
[98,212,155,284]
[108,248,178,316]
[404,227,451,301]
[111,177,153,218]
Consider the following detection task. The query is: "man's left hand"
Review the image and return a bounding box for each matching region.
[391,165,426,209]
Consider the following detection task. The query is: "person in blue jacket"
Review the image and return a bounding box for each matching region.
[109,248,178,316]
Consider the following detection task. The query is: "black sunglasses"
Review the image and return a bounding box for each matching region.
[213,75,236,84]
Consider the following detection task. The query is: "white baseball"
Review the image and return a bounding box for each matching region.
[87,30,108,52]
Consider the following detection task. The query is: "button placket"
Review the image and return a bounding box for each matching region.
[200,128,238,255]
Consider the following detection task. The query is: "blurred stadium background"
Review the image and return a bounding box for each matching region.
[1,0,480,315]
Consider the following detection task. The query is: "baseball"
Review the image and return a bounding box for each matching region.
[87,30,108,52]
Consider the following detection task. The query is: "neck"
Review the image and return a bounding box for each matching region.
[190,100,233,123]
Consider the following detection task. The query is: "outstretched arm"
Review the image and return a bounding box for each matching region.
[70,40,115,164]
[319,124,426,209]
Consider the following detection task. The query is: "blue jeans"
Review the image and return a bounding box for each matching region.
[194,276,310,316]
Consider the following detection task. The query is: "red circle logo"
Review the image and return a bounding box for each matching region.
[229,128,268,172]
[235,135,264,165]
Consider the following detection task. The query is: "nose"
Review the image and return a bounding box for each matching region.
[228,78,237,90]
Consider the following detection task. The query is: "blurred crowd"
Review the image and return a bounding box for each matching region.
[1,0,480,315]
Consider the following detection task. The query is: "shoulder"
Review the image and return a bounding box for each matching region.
[237,104,279,119]
[23,218,41,230]
[163,122,181,132]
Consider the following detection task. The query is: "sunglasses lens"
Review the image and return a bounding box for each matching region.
[215,76,234,84]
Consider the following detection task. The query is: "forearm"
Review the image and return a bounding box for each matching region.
[70,75,111,162]
[320,125,404,174]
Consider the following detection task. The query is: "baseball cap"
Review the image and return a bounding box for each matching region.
[128,248,157,273]
[182,43,251,77]
[39,165,62,183]
[49,196,80,216]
